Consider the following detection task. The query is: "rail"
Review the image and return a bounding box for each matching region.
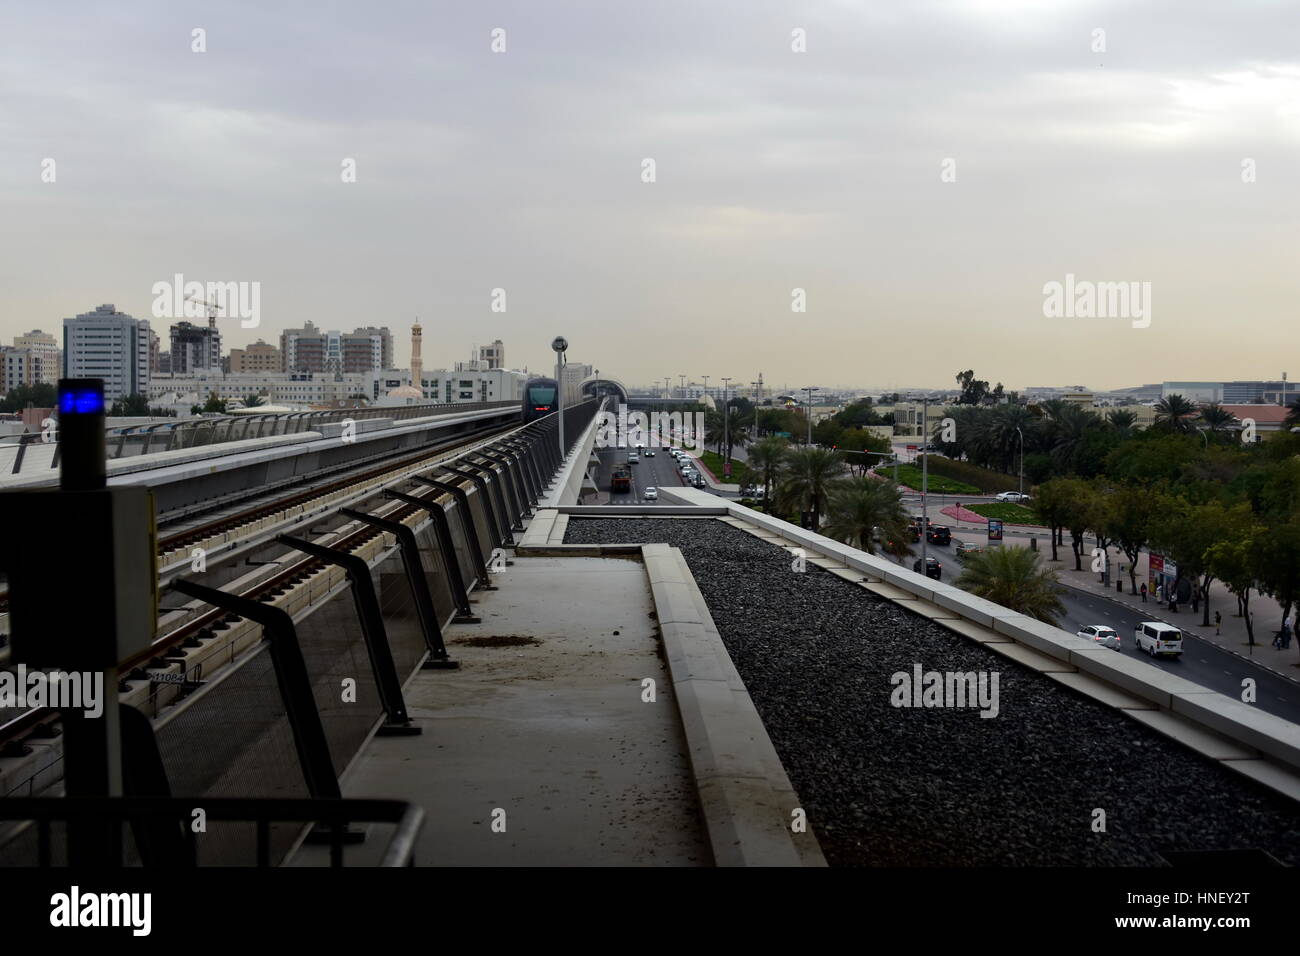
[0,797,424,866]
[0,400,518,477]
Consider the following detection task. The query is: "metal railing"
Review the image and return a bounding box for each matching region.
[0,400,518,476]
[0,797,424,866]
[0,401,598,866]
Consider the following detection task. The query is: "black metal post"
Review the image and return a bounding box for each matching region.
[340,507,458,669]
[411,475,494,589]
[276,535,420,735]
[384,491,480,623]
[170,578,341,797]
[446,463,515,545]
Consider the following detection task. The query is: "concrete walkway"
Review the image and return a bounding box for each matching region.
[306,554,710,866]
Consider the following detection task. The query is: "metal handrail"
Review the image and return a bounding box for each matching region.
[0,797,424,867]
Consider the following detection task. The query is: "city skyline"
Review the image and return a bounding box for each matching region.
[4,2,1299,388]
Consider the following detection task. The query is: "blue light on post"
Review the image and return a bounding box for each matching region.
[59,385,105,415]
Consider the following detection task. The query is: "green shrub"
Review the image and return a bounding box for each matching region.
[892,464,981,495]
[921,456,1023,494]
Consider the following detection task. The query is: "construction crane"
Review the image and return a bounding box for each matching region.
[184,293,223,329]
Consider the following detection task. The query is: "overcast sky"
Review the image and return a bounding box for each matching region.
[2,0,1298,393]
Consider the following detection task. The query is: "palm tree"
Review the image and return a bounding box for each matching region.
[1286,397,1300,428]
[1154,394,1197,434]
[723,404,752,460]
[243,393,266,409]
[823,478,910,555]
[1198,403,1237,441]
[955,547,1066,624]
[1105,409,1137,435]
[776,446,846,528]
[1045,404,1100,470]
[746,436,789,508]
[983,404,1035,473]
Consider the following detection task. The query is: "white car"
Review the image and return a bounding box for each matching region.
[643,486,658,500]
[1076,625,1121,651]
[995,491,1031,503]
[628,453,639,464]
[1136,621,1183,657]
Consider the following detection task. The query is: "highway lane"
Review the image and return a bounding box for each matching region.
[894,538,1300,724]
[1055,585,1300,724]
[595,444,686,504]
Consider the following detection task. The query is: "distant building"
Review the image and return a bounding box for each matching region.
[1221,380,1298,405]
[421,367,526,404]
[479,339,505,369]
[1220,404,1292,436]
[63,304,151,400]
[280,322,392,374]
[169,321,222,374]
[229,340,282,373]
[12,330,59,385]
[2,347,41,393]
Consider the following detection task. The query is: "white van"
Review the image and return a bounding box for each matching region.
[1135,621,1183,658]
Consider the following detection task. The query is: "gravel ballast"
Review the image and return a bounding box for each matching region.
[564,517,1300,866]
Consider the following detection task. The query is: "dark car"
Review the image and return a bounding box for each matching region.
[913,557,942,580]
[691,474,707,488]
[926,525,951,545]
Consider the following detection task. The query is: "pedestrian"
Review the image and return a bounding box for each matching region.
[1284,614,1293,650]
[1215,610,1221,636]
[1140,583,1147,603]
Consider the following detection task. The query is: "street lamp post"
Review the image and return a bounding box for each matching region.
[721,377,732,470]
[552,336,568,458]
[920,395,929,572]
[1016,426,1024,499]
[802,386,820,444]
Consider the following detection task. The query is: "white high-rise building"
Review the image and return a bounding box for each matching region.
[63,304,152,400]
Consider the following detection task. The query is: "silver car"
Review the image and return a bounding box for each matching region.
[1076,625,1121,651]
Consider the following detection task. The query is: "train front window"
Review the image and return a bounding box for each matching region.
[529,387,556,404]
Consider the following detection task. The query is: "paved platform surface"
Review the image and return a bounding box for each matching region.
[294,554,709,866]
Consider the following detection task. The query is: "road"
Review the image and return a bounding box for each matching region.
[594,445,687,504]
[1054,585,1300,724]
[905,535,1300,724]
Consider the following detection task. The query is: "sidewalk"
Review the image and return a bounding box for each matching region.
[679,449,741,494]
[927,513,1300,684]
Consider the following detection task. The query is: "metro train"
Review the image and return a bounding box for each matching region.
[522,377,560,423]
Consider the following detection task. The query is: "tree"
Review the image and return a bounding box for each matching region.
[1198,403,1237,438]
[1030,479,1073,561]
[955,547,1065,625]
[822,478,910,555]
[1205,525,1264,646]
[1286,397,1300,428]
[0,382,57,412]
[1149,500,1250,627]
[1153,394,1198,434]
[1104,433,1198,484]
[776,447,846,529]
[1105,485,1161,595]
[1043,477,1098,571]
[243,393,266,409]
[201,393,228,414]
[108,393,151,416]
[746,437,789,510]
[1256,513,1300,650]
[955,370,991,406]
[1105,408,1137,435]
